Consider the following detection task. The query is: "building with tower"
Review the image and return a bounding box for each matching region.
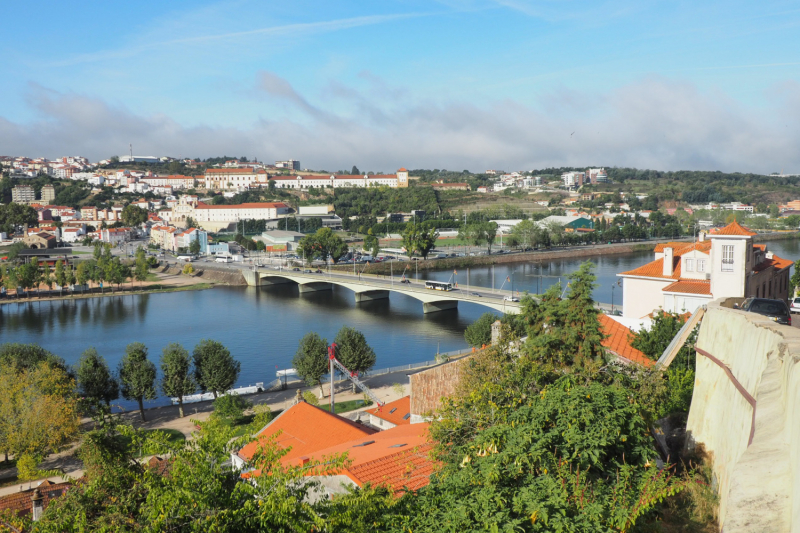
[617,221,792,319]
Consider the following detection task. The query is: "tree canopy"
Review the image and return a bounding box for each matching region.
[292,332,330,397]
[160,343,195,418]
[76,347,119,407]
[118,343,157,421]
[193,340,240,398]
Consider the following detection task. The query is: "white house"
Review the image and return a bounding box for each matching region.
[618,221,793,319]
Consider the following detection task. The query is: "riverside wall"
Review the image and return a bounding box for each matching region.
[686,299,800,532]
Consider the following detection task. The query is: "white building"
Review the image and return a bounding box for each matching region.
[61,227,86,243]
[270,169,409,190]
[618,221,792,319]
[191,202,290,232]
[204,168,270,190]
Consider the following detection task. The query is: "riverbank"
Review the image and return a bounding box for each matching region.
[344,231,800,275]
[0,269,219,306]
[343,239,671,275]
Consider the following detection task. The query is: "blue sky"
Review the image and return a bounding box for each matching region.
[2,0,799,172]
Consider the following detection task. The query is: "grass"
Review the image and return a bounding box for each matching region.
[319,399,372,414]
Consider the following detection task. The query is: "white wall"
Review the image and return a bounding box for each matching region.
[620,277,670,318]
[687,300,800,531]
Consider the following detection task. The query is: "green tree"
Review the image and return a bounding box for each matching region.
[118,343,157,421]
[42,262,53,292]
[297,227,349,264]
[790,259,800,297]
[334,327,376,391]
[400,375,683,532]
[292,332,329,397]
[211,394,252,424]
[189,239,201,255]
[193,339,240,398]
[0,360,79,470]
[134,248,149,286]
[351,165,360,175]
[464,312,500,347]
[55,259,68,295]
[510,219,539,249]
[160,343,195,418]
[121,204,148,227]
[402,223,439,259]
[76,260,90,288]
[76,347,119,407]
[525,261,606,371]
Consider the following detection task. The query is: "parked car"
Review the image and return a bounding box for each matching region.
[790,297,800,314]
[739,297,791,325]
[303,269,312,273]
[400,278,411,284]
[292,267,300,272]
[315,269,323,273]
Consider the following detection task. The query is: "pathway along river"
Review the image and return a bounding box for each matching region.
[3,239,799,410]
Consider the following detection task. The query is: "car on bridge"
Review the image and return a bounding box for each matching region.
[504,295,520,302]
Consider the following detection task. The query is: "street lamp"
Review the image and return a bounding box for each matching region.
[611,280,621,314]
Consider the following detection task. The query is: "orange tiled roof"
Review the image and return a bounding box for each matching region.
[753,255,794,272]
[365,396,411,426]
[398,167,407,171]
[714,220,756,237]
[237,401,376,464]
[300,422,437,495]
[754,243,766,251]
[620,257,681,280]
[662,280,712,295]
[599,314,653,367]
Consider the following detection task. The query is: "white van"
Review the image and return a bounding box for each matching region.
[215,256,232,263]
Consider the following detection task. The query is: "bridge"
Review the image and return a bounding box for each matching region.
[242,267,525,314]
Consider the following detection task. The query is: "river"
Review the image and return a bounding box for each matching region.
[2,238,798,409]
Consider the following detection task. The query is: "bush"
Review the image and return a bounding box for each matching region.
[302,391,319,406]
[182,264,194,275]
[249,403,273,431]
[211,394,252,423]
[15,453,40,481]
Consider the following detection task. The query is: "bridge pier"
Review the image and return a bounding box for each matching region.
[354,290,390,303]
[298,282,333,293]
[422,300,459,314]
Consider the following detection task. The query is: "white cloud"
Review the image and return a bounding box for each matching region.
[2,76,799,174]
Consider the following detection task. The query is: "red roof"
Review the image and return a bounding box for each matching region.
[662,280,712,295]
[713,220,756,237]
[0,481,73,518]
[297,422,436,495]
[598,314,653,367]
[398,167,407,171]
[237,401,376,464]
[753,255,794,272]
[365,396,411,426]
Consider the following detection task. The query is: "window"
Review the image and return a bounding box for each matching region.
[697,259,706,272]
[722,245,735,272]
[685,258,694,272]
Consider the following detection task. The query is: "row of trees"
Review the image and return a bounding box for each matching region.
[76,339,241,420]
[292,326,376,396]
[0,244,150,296]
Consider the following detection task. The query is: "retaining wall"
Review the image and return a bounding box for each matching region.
[687,299,800,532]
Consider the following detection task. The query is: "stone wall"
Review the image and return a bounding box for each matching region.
[687,299,800,532]
[409,355,473,422]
